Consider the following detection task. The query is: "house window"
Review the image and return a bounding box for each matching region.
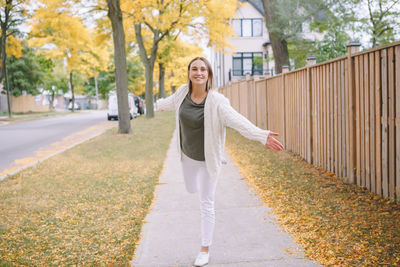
[232,19,241,36]
[232,52,263,76]
[253,19,262,36]
[232,18,263,37]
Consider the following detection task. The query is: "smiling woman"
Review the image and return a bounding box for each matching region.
[156,56,283,266]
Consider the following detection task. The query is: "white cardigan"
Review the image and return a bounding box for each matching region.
[156,84,270,181]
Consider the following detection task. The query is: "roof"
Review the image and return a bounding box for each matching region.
[239,0,264,15]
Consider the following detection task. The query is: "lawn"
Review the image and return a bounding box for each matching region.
[226,128,400,266]
[0,111,175,265]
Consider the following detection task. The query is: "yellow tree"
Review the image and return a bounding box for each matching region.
[155,37,203,97]
[123,0,237,118]
[80,30,111,108]
[29,0,108,113]
[1,0,25,117]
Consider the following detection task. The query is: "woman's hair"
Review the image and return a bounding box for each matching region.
[187,57,214,93]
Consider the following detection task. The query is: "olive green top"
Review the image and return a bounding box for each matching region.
[179,92,206,161]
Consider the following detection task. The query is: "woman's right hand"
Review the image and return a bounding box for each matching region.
[265,132,284,151]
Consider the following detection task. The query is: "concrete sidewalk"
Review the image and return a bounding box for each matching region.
[131,132,321,267]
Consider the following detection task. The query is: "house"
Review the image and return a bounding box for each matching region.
[210,0,273,89]
[210,0,324,88]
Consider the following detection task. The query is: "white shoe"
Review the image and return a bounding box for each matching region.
[194,251,209,266]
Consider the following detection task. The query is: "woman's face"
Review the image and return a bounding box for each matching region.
[189,59,209,87]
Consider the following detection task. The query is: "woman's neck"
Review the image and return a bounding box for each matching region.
[191,84,207,97]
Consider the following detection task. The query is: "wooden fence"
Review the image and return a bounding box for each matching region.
[0,95,49,114]
[219,41,400,201]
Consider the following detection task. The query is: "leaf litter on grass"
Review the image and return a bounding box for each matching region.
[0,111,175,265]
[225,128,400,266]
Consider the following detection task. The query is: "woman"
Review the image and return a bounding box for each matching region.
[156,57,283,266]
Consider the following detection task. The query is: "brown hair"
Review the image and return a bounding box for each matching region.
[187,57,214,93]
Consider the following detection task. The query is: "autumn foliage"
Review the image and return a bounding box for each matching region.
[226,128,400,266]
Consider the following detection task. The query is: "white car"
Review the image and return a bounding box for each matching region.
[107,91,138,120]
[68,102,81,110]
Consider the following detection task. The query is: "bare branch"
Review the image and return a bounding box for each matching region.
[367,0,376,28]
[381,0,400,17]
[144,21,156,34]
[134,24,149,65]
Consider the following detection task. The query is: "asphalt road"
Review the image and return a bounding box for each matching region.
[0,110,113,175]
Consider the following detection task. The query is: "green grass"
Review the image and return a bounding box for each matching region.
[0,111,175,265]
[226,128,400,266]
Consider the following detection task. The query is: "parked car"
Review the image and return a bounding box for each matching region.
[134,96,145,115]
[107,91,138,120]
[68,102,81,110]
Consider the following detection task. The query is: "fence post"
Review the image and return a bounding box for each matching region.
[306,56,316,164]
[347,41,361,184]
[250,75,259,124]
[281,65,289,148]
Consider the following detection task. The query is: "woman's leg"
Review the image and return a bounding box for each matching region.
[181,153,218,250]
[181,152,199,193]
[197,164,217,249]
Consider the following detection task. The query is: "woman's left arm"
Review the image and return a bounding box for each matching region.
[219,100,283,151]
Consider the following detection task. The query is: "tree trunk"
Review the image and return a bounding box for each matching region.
[158,62,166,98]
[94,68,99,109]
[144,61,155,118]
[170,71,176,93]
[70,71,75,113]
[262,0,290,74]
[0,4,10,117]
[0,26,6,83]
[49,91,55,110]
[135,24,159,118]
[107,0,132,134]
[4,61,11,118]
[0,1,10,83]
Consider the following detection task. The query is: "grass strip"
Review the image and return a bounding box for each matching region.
[0,111,175,265]
[226,128,400,266]
[0,111,76,121]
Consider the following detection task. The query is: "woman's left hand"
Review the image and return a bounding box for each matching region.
[265,132,284,151]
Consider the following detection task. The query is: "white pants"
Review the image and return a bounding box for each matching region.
[181,152,218,247]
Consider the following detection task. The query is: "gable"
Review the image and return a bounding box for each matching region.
[235,1,264,19]
[238,0,264,15]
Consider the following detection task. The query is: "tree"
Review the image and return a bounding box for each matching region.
[123,0,236,118]
[83,53,144,99]
[106,0,131,134]
[7,44,42,96]
[29,0,109,114]
[315,21,350,62]
[0,0,24,117]
[365,0,399,47]
[261,0,335,72]
[155,37,202,97]
[262,0,290,74]
[40,59,69,110]
[323,0,399,48]
[84,70,115,99]
[126,54,145,96]
[155,35,178,99]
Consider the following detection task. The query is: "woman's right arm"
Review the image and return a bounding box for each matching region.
[156,84,186,111]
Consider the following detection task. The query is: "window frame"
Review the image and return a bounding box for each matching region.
[232,18,263,37]
[232,52,264,76]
